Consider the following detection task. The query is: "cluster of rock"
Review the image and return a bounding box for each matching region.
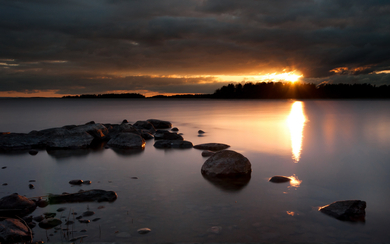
[0,119,172,151]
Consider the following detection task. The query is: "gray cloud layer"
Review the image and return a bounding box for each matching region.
[1,0,390,95]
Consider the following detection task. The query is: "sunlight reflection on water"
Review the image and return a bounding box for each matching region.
[287,101,307,163]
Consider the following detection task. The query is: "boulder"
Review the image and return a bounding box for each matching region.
[194,143,230,151]
[154,131,183,140]
[147,119,172,129]
[201,150,252,177]
[38,128,94,149]
[48,189,118,204]
[269,176,291,183]
[107,133,145,149]
[133,121,156,134]
[140,131,154,140]
[0,218,31,243]
[71,123,109,141]
[154,140,193,149]
[0,193,37,217]
[319,200,366,222]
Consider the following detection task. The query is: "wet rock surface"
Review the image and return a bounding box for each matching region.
[194,143,230,151]
[269,175,291,183]
[137,228,151,234]
[154,131,184,140]
[147,119,172,129]
[201,150,252,177]
[154,140,193,149]
[39,218,62,229]
[0,218,31,243]
[319,200,366,222]
[107,133,145,149]
[0,193,37,217]
[48,189,118,204]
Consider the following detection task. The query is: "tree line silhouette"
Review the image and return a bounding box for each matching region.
[63,82,390,99]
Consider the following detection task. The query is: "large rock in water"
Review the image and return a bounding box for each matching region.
[36,127,94,149]
[147,119,172,129]
[71,123,109,141]
[0,193,37,217]
[319,200,366,222]
[194,143,230,151]
[107,133,145,149]
[0,218,31,243]
[133,121,156,134]
[201,150,252,177]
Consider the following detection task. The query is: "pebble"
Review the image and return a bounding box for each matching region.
[137,228,151,234]
[83,211,95,217]
[207,226,222,234]
[2,183,7,186]
[97,206,105,209]
[198,130,205,134]
[29,180,36,182]
[43,212,56,218]
[29,184,34,189]
[82,180,92,184]
[131,177,138,179]
[57,207,66,212]
[79,219,90,224]
[69,179,83,185]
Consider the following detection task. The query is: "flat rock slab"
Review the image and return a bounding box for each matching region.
[201,150,252,177]
[0,218,31,243]
[48,189,118,204]
[269,175,291,183]
[154,140,193,149]
[319,200,366,222]
[194,143,230,151]
[107,132,145,149]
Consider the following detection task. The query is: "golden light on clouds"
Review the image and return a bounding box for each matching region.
[287,101,307,163]
[214,71,303,83]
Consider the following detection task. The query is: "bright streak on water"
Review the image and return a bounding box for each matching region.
[287,101,306,163]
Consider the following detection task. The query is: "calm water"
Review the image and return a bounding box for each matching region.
[1,98,390,243]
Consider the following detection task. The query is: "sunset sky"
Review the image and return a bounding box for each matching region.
[1,0,390,97]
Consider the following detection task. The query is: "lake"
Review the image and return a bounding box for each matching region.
[1,98,390,243]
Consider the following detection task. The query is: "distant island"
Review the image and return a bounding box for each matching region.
[62,82,390,99]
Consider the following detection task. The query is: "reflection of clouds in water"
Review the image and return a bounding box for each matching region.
[287,101,307,163]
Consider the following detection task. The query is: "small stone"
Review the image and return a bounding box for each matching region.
[78,219,90,224]
[39,218,62,229]
[44,213,56,218]
[131,177,138,179]
[76,216,83,220]
[82,180,92,184]
[57,207,66,212]
[71,212,78,215]
[207,226,222,234]
[92,218,101,222]
[37,199,49,208]
[29,184,34,189]
[83,211,95,217]
[2,166,6,169]
[171,127,179,132]
[97,206,105,209]
[198,130,205,134]
[33,215,45,222]
[269,176,291,183]
[2,183,7,186]
[137,228,151,234]
[29,150,38,155]
[69,179,83,185]
[29,180,36,182]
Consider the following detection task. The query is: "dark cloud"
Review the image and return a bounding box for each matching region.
[1,0,390,95]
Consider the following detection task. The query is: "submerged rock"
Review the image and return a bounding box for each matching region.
[137,228,151,234]
[48,189,118,204]
[0,218,31,243]
[194,143,230,151]
[269,176,291,183]
[0,193,37,217]
[154,140,193,149]
[201,150,252,177]
[39,218,62,229]
[319,200,366,222]
[69,179,83,185]
[107,133,145,149]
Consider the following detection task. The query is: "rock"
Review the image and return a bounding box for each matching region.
[137,228,151,234]
[29,184,34,189]
[48,189,118,204]
[153,140,193,149]
[56,207,66,212]
[140,131,154,140]
[319,200,366,222]
[43,212,56,218]
[201,150,252,177]
[92,218,100,222]
[29,180,36,182]
[0,218,31,243]
[269,176,291,183]
[78,219,90,224]
[0,193,37,217]
[1,167,6,169]
[194,143,230,151]
[131,177,138,179]
[154,131,184,140]
[198,130,205,134]
[82,211,95,217]
[133,121,156,134]
[71,123,110,141]
[69,179,83,185]
[107,133,145,149]
[147,119,172,129]
[82,180,92,184]
[39,218,62,229]
[202,150,215,157]
[38,127,94,149]
[29,150,38,155]
[65,220,74,225]
[121,119,128,124]
[171,127,179,132]
[0,133,42,150]
[106,124,139,138]
[36,199,48,208]
[33,215,45,222]
[2,183,7,186]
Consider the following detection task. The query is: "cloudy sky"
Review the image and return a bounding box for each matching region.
[1,0,390,97]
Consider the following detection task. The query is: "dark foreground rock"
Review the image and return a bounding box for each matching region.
[319,200,366,222]
[147,119,172,129]
[154,140,193,149]
[0,218,31,243]
[194,143,230,151]
[269,175,291,183]
[48,189,118,204]
[107,133,145,149]
[0,193,36,217]
[201,150,252,177]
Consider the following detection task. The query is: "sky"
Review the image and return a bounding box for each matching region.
[1,0,390,97]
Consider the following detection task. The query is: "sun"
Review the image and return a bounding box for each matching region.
[259,71,303,83]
